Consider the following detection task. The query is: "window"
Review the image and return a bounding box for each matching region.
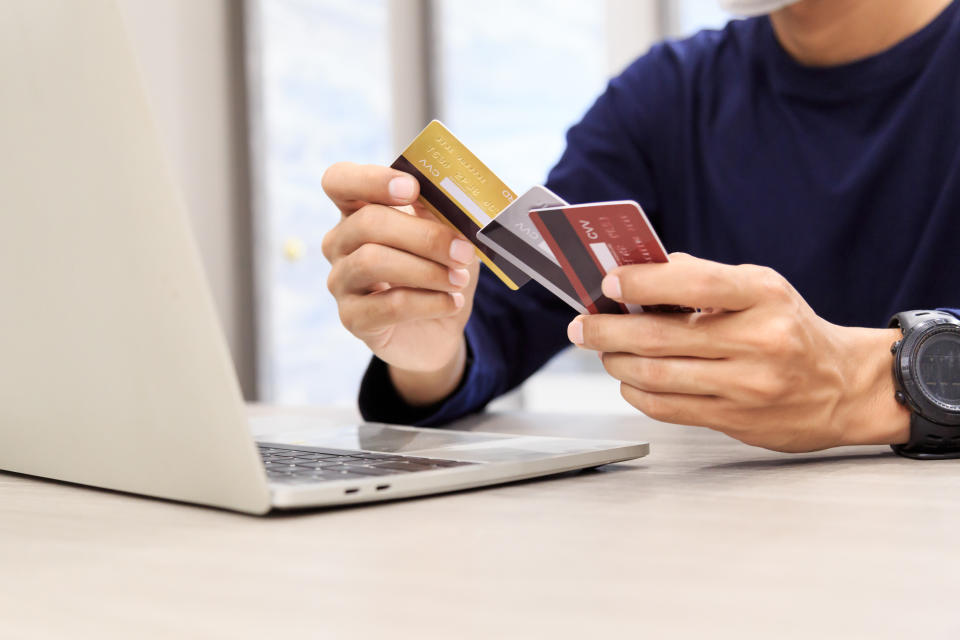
[247,0,392,404]
[247,0,731,408]
[435,0,607,192]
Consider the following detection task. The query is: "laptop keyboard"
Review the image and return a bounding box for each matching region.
[258,443,476,484]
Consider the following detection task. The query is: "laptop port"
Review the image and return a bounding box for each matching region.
[344,488,359,494]
[376,484,390,491]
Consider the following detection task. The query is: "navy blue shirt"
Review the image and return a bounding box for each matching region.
[359,2,960,426]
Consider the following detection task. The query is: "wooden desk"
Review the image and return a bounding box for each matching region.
[3,406,960,638]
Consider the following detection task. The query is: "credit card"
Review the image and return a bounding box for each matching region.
[529,201,686,314]
[391,120,529,290]
[477,186,586,314]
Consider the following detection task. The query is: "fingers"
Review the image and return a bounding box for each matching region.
[619,384,730,429]
[322,204,475,268]
[601,253,794,312]
[322,162,420,214]
[328,243,471,297]
[569,312,731,358]
[339,288,463,335]
[601,353,727,396]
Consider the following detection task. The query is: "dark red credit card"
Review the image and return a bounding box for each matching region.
[529,201,690,314]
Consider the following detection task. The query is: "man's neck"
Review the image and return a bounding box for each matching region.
[770,0,953,66]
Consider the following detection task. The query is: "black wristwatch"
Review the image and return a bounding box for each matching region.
[889,310,960,459]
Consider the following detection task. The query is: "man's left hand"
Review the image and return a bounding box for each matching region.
[567,253,909,452]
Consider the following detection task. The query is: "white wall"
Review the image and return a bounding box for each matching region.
[117,0,257,398]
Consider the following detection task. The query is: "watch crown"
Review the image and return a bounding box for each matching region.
[890,340,901,355]
[895,391,907,405]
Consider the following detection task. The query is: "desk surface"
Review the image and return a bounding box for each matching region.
[3,406,960,639]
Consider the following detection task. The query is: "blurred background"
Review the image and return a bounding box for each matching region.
[118,0,730,411]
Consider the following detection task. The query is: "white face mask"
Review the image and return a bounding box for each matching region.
[717,0,800,17]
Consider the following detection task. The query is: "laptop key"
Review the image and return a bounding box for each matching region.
[297,460,340,469]
[343,453,401,460]
[259,445,479,480]
[320,464,370,473]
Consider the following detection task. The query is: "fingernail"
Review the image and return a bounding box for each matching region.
[388,176,417,201]
[601,274,622,299]
[567,318,584,345]
[449,239,474,264]
[449,268,470,287]
[450,292,465,309]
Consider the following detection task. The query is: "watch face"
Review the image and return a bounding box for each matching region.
[916,332,960,409]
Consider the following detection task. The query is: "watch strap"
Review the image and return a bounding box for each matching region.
[889,309,958,331]
[891,414,960,459]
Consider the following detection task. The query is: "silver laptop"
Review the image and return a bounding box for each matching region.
[0,0,648,514]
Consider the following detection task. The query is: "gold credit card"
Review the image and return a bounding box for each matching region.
[391,120,529,290]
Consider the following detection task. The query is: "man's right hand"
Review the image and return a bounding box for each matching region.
[321,162,479,405]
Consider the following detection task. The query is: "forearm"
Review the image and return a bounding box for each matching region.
[836,327,911,446]
[358,268,573,426]
[388,336,467,407]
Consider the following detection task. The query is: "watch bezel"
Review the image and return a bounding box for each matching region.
[894,317,960,425]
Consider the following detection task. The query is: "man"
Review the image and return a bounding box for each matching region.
[320,0,960,454]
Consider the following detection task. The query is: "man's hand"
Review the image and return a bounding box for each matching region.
[321,162,479,405]
[567,253,910,452]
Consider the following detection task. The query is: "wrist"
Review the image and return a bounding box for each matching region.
[388,336,468,407]
[836,327,910,446]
